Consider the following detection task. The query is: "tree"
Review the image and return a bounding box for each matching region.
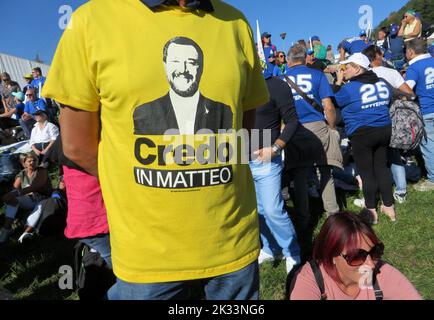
[376,0,433,34]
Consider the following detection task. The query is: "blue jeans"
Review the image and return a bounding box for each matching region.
[389,148,407,194]
[249,156,300,262]
[79,234,112,269]
[421,113,434,182]
[107,261,259,300]
[18,118,35,139]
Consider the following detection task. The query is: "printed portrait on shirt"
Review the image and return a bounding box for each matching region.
[133,36,233,135]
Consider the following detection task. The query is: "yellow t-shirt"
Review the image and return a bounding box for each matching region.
[43,0,269,283]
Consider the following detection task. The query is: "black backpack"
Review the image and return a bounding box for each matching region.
[286,260,384,300]
[73,241,116,300]
[35,191,67,236]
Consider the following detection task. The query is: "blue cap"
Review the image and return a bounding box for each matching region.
[359,30,367,37]
[311,35,320,42]
[307,49,314,56]
[261,32,271,38]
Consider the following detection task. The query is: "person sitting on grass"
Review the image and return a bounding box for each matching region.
[289,212,422,300]
[0,152,52,243]
[17,177,67,243]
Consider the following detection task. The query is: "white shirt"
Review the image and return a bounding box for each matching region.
[170,90,199,135]
[372,66,405,89]
[29,121,59,145]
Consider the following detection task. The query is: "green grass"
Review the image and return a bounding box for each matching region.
[0,178,433,300]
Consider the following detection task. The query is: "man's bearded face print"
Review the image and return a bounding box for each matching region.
[164,43,201,98]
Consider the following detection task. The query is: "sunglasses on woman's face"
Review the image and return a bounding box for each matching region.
[340,243,384,267]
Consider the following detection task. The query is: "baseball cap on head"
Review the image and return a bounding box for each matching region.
[359,30,367,37]
[390,24,399,37]
[12,92,25,101]
[307,49,315,56]
[311,35,320,42]
[23,73,33,79]
[405,9,416,17]
[339,53,370,69]
[261,32,271,38]
[34,109,48,117]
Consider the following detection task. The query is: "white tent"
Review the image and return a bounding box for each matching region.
[0,52,50,89]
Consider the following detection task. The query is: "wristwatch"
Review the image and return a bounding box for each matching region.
[272,143,282,156]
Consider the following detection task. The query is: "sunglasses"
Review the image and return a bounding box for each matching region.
[26,94,34,97]
[278,55,285,58]
[340,243,384,267]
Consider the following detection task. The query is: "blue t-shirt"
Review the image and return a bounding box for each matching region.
[285,65,333,124]
[24,99,46,115]
[31,76,46,97]
[406,55,434,116]
[335,80,392,136]
[388,36,405,60]
[263,45,277,78]
[273,64,290,77]
[343,38,371,55]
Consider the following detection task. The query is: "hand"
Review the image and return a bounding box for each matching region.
[22,113,31,121]
[336,69,345,85]
[254,147,276,163]
[327,66,337,74]
[268,57,275,63]
[40,149,46,155]
[33,149,41,156]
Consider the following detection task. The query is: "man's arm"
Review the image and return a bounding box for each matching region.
[322,97,337,130]
[60,105,100,177]
[398,83,415,96]
[339,47,346,62]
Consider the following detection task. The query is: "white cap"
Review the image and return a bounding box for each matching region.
[340,53,371,69]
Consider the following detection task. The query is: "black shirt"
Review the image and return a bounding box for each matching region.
[254,77,299,150]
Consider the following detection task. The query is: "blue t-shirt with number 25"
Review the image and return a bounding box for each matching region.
[285,65,334,124]
[335,80,391,136]
[406,55,434,116]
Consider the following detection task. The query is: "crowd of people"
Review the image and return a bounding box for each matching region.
[0,0,433,300]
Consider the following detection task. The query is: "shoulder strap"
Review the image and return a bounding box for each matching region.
[372,260,384,301]
[308,260,327,300]
[284,75,324,115]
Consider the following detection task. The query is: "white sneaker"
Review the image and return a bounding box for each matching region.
[285,256,300,274]
[18,232,34,244]
[353,198,365,208]
[258,250,275,264]
[0,228,12,244]
[393,192,407,204]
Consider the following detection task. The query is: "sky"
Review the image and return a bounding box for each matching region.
[0,0,409,64]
